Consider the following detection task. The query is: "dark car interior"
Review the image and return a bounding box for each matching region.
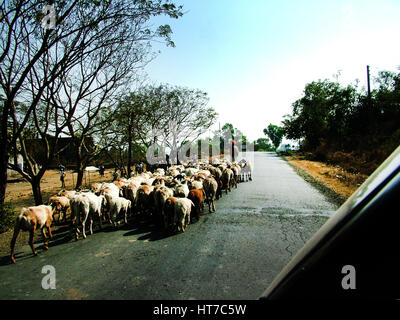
[261,146,400,299]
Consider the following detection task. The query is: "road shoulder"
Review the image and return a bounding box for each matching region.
[282,155,354,207]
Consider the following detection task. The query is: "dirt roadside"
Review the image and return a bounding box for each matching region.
[284,154,369,206]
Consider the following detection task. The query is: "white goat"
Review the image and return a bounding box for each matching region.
[174,182,189,198]
[70,192,107,240]
[106,195,132,226]
[174,198,195,233]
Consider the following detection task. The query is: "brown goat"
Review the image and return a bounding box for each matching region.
[10,205,55,263]
[203,177,218,212]
[49,195,70,223]
[188,189,205,222]
[164,197,177,230]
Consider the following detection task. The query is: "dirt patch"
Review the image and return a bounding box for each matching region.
[284,154,369,206]
[65,287,88,300]
[0,169,114,259]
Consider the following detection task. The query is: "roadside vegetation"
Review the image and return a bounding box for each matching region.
[282,70,400,176]
[276,69,400,201]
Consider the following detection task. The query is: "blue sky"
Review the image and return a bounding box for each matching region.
[144,0,400,143]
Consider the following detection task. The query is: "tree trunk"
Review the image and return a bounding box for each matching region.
[74,144,84,189]
[31,177,43,205]
[75,165,84,190]
[0,99,11,208]
[0,154,8,207]
[127,130,132,177]
[75,151,85,189]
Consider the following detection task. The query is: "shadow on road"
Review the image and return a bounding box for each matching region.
[122,220,174,242]
[0,223,75,266]
[0,213,198,266]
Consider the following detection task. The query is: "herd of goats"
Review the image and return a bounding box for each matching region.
[9,158,253,263]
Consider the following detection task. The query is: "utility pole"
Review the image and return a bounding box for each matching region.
[367,65,371,101]
[366,65,374,132]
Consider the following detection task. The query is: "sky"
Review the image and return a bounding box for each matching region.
[144,0,400,143]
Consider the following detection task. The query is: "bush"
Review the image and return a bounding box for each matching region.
[0,203,16,234]
[277,149,294,156]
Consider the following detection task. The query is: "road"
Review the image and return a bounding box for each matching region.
[0,152,338,300]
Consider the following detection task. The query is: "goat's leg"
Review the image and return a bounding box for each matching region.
[46,220,53,239]
[74,217,80,241]
[107,208,113,225]
[123,210,127,225]
[62,208,68,223]
[10,225,21,263]
[71,208,80,240]
[81,214,88,239]
[89,214,94,235]
[97,211,103,230]
[57,209,62,223]
[186,213,190,227]
[29,226,38,256]
[41,228,49,250]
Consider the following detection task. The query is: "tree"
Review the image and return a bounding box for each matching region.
[1,0,184,203]
[144,84,218,165]
[214,123,247,154]
[1,0,81,206]
[254,138,273,151]
[263,124,285,150]
[281,70,400,170]
[111,84,217,169]
[110,91,149,177]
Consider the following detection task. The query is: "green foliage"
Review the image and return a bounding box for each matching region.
[0,203,16,234]
[282,70,400,172]
[276,149,294,156]
[263,124,285,149]
[253,138,274,151]
[220,123,247,141]
[282,80,359,149]
[156,24,175,47]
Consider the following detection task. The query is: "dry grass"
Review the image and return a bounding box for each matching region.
[285,154,369,200]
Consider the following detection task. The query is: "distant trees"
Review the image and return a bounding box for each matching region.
[211,123,248,157]
[282,70,400,172]
[111,84,217,169]
[253,138,274,152]
[263,124,285,150]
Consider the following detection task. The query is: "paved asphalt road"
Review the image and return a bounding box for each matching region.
[0,152,338,300]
